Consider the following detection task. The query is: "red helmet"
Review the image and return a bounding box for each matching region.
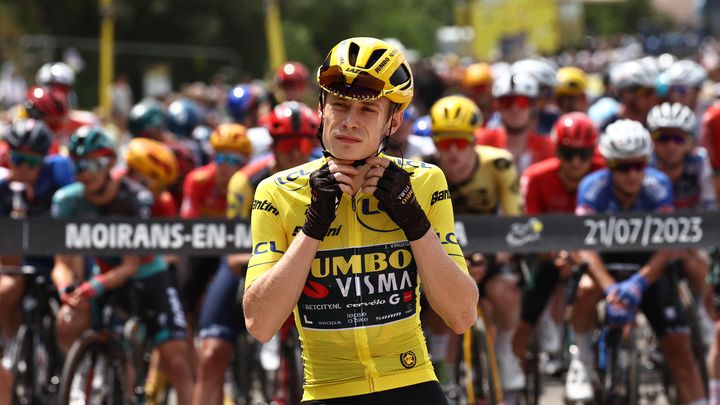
[24,86,69,119]
[276,61,309,88]
[262,101,319,138]
[702,103,720,166]
[552,112,598,148]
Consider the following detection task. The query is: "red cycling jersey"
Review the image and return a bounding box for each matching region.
[475,127,556,173]
[180,163,227,218]
[521,157,605,215]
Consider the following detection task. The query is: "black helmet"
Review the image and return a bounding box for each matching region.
[4,119,53,155]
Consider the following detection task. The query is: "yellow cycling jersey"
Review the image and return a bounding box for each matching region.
[445,145,522,216]
[246,154,468,401]
[227,154,275,219]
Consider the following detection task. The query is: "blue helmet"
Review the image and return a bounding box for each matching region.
[411,115,432,137]
[167,99,200,138]
[226,84,267,123]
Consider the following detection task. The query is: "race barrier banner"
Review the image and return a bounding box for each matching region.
[0,211,714,255]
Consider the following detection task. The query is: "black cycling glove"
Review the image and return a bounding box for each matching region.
[373,163,431,241]
[302,164,343,241]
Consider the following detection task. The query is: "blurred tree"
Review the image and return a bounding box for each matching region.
[584,0,674,37]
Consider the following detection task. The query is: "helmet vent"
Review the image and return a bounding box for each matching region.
[348,42,360,66]
[365,49,386,69]
[390,64,411,86]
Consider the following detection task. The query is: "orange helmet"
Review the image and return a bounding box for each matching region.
[463,63,493,88]
[210,123,253,155]
[125,138,179,193]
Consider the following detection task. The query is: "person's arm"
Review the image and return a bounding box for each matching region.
[495,155,522,215]
[67,256,140,305]
[577,249,614,291]
[52,254,84,290]
[179,171,201,219]
[411,230,478,333]
[243,233,320,342]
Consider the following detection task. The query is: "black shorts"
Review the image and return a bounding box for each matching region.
[301,381,448,405]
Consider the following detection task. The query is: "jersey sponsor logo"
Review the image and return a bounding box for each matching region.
[493,157,513,171]
[400,351,417,368]
[345,67,363,74]
[391,157,431,169]
[292,224,343,237]
[274,168,311,191]
[438,232,460,246]
[506,218,544,247]
[298,243,418,330]
[374,56,390,73]
[356,198,401,232]
[252,241,285,255]
[431,189,450,206]
[252,199,279,216]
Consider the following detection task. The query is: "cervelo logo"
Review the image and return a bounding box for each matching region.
[505,218,544,247]
[274,167,312,191]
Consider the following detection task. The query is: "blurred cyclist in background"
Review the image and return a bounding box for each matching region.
[555,66,589,114]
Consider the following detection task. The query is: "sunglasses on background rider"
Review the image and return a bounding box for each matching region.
[73,157,113,173]
[498,95,532,110]
[652,130,688,145]
[214,152,246,166]
[557,147,594,161]
[608,159,647,174]
[432,135,475,151]
[10,151,44,169]
[274,136,314,155]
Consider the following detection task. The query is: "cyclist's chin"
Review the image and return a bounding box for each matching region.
[327,143,375,162]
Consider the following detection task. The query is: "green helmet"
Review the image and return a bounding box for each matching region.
[128,100,166,137]
[68,126,116,159]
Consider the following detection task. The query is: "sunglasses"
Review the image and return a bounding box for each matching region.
[214,152,246,166]
[652,131,687,145]
[557,147,594,161]
[433,136,474,151]
[631,86,655,97]
[609,160,647,173]
[668,85,690,96]
[318,65,386,101]
[274,136,314,155]
[10,151,44,168]
[498,96,532,110]
[74,157,112,173]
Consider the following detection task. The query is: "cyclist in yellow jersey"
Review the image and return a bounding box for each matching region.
[243,37,478,404]
[426,95,526,394]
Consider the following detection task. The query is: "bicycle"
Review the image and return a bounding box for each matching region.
[56,284,151,405]
[454,303,504,405]
[1,264,63,405]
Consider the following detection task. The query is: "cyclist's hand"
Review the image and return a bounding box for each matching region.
[302,163,343,241]
[363,157,431,241]
[466,252,487,283]
[327,158,361,195]
[607,273,647,311]
[606,300,634,326]
[554,250,574,279]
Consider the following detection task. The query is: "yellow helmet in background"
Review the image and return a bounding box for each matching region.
[125,138,179,193]
[210,123,252,156]
[555,66,588,97]
[463,63,493,88]
[430,95,483,134]
[317,37,414,111]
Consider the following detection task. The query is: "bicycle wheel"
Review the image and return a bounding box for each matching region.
[519,333,541,405]
[11,325,35,405]
[57,332,129,405]
[602,327,639,405]
[455,316,502,405]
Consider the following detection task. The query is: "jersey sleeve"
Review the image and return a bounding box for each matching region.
[180,171,202,219]
[651,172,674,213]
[698,148,718,210]
[245,179,289,286]
[49,156,76,188]
[421,166,468,272]
[575,177,597,215]
[227,171,254,220]
[491,154,522,216]
[521,172,541,215]
[51,184,77,219]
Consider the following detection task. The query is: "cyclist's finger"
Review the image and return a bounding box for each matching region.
[365,156,390,168]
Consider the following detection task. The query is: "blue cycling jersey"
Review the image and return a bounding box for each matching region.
[576,167,674,214]
[649,148,717,211]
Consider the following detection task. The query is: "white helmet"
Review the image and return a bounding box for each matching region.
[609,60,656,89]
[646,102,696,133]
[664,60,707,88]
[492,72,539,98]
[35,62,75,88]
[511,59,557,89]
[600,119,653,160]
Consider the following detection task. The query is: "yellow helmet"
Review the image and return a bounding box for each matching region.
[463,63,493,88]
[430,95,483,134]
[317,37,414,111]
[125,138,179,193]
[210,123,252,155]
[556,66,588,96]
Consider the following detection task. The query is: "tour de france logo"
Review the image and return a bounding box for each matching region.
[400,351,417,369]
